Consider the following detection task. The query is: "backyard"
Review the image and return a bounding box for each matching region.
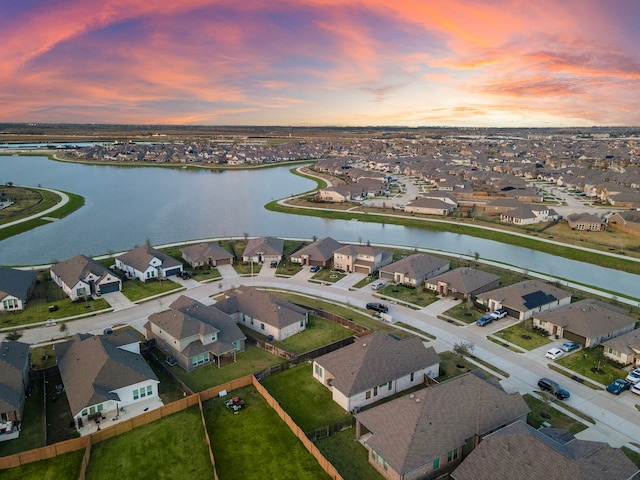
[316,429,384,480]
[0,450,84,480]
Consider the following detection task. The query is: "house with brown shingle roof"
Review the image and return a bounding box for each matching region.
[608,210,640,236]
[532,299,636,347]
[476,280,572,321]
[115,245,183,282]
[566,212,607,231]
[333,244,393,274]
[313,332,440,412]
[451,420,639,480]
[145,295,245,371]
[0,341,30,439]
[50,255,122,300]
[425,267,501,300]
[214,287,308,341]
[355,371,529,480]
[180,242,233,268]
[0,268,36,312]
[378,254,450,287]
[56,332,159,427]
[241,236,284,264]
[602,328,640,367]
[290,237,342,267]
[404,197,456,215]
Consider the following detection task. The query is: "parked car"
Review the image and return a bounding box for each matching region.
[537,377,570,400]
[606,379,631,395]
[370,280,385,291]
[270,261,278,268]
[309,265,320,272]
[180,271,191,279]
[631,383,640,396]
[490,308,508,319]
[103,327,114,335]
[366,302,389,313]
[546,347,564,360]
[625,368,640,384]
[560,341,580,352]
[45,318,57,327]
[476,314,494,327]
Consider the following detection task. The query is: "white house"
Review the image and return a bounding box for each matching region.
[0,268,36,312]
[115,245,183,282]
[50,255,122,300]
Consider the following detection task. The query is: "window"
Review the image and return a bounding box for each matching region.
[433,458,440,470]
[147,385,153,396]
[81,409,87,416]
[300,319,304,327]
[315,364,323,377]
[97,404,103,412]
[234,341,241,351]
[140,387,146,398]
[365,390,371,399]
[260,323,265,331]
[387,381,392,391]
[133,389,139,400]
[410,372,415,382]
[89,406,95,414]
[211,333,217,342]
[447,449,459,462]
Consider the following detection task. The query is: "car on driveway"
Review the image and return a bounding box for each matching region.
[625,368,640,384]
[537,377,570,400]
[476,314,494,327]
[560,341,580,352]
[309,265,320,273]
[632,383,640,396]
[366,302,389,313]
[490,308,508,319]
[546,347,564,360]
[606,379,631,395]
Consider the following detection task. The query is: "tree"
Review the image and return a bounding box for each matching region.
[5,330,23,341]
[453,341,475,363]
[59,322,68,335]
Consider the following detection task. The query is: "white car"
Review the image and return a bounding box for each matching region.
[625,368,640,384]
[546,347,564,360]
[631,383,640,396]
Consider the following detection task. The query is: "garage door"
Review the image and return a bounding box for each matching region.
[354,265,370,274]
[100,282,120,294]
[563,331,586,346]
[165,267,182,277]
[215,258,232,265]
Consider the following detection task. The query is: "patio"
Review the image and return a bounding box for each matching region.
[75,396,164,436]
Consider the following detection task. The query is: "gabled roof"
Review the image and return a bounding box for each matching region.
[214,287,308,330]
[333,244,385,257]
[477,280,572,311]
[533,299,635,338]
[452,421,639,480]
[50,255,116,287]
[427,267,500,294]
[566,212,606,225]
[406,197,454,211]
[180,243,233,263]
[291,237,342,262]
[356,371,529,475]
[56,334,158,416]
[602,328,640,356]
[0,341,30,413]
[315,332,440,396]
[0,268,36,301]
[242,236,284,258]
[379,254,449,280]
[116,245,182,271]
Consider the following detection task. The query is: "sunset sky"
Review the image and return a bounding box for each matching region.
[2,0,639,127]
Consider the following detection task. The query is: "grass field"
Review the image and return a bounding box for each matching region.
[524,393,588,434]
[86,407,214,480]
[492,322,552,350]
[203,385,330,480]
[556,346,628,386]
[0,450,84,480]
[121,278,182,302]
[378,284,439,307]
[315,429,384,480]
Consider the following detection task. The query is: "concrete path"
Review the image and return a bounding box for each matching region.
[0,186,70,229]
[100,291,136,311]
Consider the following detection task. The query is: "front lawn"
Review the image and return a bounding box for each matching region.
[190,268,221,282]
[315,428,384,480]
[234,261,262,275]
[311,268,346,283]
[168,344,286,392]
[378,284,438,307]
[523,393,588,434]
[203,385,330,480]
[492,322,552,351]
[0,450,84,480]
[261,363,352,431]
[86,407,214,480]
[443,302,486,324]
[276,259,304,276]
[0,296,110,329]
[121,278,181,302]
[556,346,628,386]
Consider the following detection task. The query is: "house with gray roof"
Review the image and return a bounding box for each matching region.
[476,280,572,321]
[532,299,636,347]
[378,254,450,287]
[115,245,183,282]
[145,295,246,371]
[0,341,30,440]
[56,332,159,427]
[404,197,457,216]
[608,210,640,236]
[355,371,529,480]
[290,237,342,267]
[425,267,501,300]
[215,287,308,341]
[50,255,122,301]
[603,328,640,367]
[451,420,639,480]
[566,212,607,231]
[0,268,36,312]
[313,331,440,412]
[180,242,233,268]
[333,244,393,274]
[242,236,284,264]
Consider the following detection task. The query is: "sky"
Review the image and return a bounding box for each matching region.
[1,0,640,127]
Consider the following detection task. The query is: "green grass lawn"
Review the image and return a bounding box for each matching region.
[203,385,330,480]
[147,357,188,404]
[190,268,221,282]
[352,276,376,289]
[315,429,384,480]
[0,378,45,458]
[0,295,110,329]
[443,302,486,324]
[121,278,182,302]
[30,345,57,370]
[0,450,84,480]
[311,268,346,283]
[523,393,588,434]
[276,259,304,276]
[261,363,352,431]
[168,344,286,392]
[492,322,552,350]
[378,284,439,307]
[234,261,262,275]
[556,346,628,386]
[86,407,214,480]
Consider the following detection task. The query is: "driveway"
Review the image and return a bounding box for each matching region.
[332,272,367,290]
[101,291,136,311]
[216,264,239,279]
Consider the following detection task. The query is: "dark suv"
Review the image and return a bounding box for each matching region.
[366,302,389,313]
[537,377,570,400]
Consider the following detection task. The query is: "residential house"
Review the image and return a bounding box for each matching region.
[0,341,30,440]
[451,421,639,480]
[333,244,393,274]
[215,287,309,341]
[566,212,607,231]
[532,299,636,347]
[475,280,572,321]
[242,236,284,264]
[313,331,440,412]
[378,254,450,287]
[355,371,529,480]
[316,186,355,203]
[290,237,342,267]
[50,255,122,300]
[56,332,160,427]
[0,268,36,312]
[603,329,640,366]
[180,243,233,268]
[404,196,456,216]
[500,203,559,225]
[608,210,640,236]
[115,245,183,282]
[425,267,501,300]
[145,295,246,370]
